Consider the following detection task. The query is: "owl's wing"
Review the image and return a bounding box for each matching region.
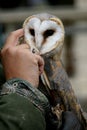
[40,56,87,130]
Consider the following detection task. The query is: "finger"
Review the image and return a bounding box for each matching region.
[35,55,44,74]
[17,43,30,50]
[4,29,24,49]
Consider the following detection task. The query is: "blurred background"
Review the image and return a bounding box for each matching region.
[0,0,87,112]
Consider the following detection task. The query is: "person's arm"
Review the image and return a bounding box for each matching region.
[0,29,48,130]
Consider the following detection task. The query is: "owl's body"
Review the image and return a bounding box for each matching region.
[23,13,87,129]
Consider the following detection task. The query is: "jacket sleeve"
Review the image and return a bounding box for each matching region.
[0,78,48,130]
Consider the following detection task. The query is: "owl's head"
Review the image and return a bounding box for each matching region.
[23,13,65,57]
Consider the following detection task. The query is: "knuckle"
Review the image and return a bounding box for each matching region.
[6,47,13,54]
[34,55,40,60]
[1,47,13,56]
[33,56,39,64]
[35,55,44,63]
[33,58,38,64]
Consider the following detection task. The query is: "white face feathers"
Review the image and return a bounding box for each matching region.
[23,13,65,57]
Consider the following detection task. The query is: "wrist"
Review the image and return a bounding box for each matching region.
[5,75,39,88]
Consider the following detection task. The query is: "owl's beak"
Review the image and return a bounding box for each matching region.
[32,46,40,55]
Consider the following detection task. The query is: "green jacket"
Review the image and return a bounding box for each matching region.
[0,70,50,130]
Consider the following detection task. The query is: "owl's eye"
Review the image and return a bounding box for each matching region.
[29,29,35,36]
[43,29,55,38]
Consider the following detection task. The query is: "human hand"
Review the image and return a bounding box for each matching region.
[1,29,44,87]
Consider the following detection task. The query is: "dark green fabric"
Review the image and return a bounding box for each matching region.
[0,64,5,85]
[0,77,58,130]
[0,78,50,116]
[0,93,46,130]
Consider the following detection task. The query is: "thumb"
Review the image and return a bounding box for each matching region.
[36,55,44,75]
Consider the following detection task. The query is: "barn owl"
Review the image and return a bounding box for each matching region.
[23,13,64,58]
[23,13,65,89]
[23,13,87,129]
